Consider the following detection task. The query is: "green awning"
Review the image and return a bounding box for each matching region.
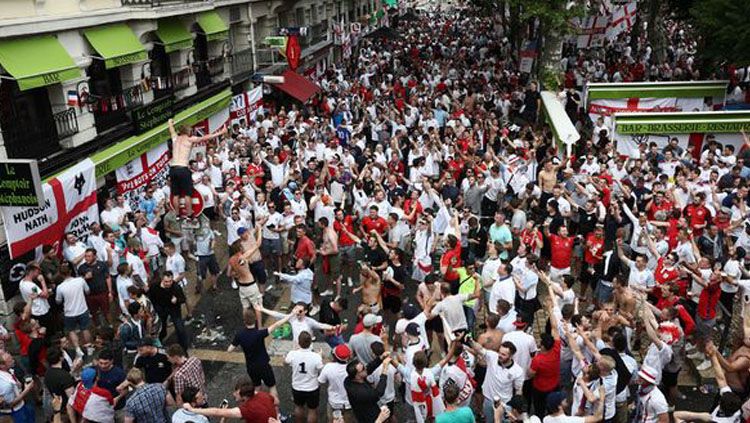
[0,35,81,91]
[196,11,229,42]
[156,19,193,53]
[83,23,147,69]
[90,89,232,177]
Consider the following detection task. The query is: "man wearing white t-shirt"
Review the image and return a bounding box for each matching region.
[632,365,669,423]
[19,263,51,329]
[502,316,538,387]
[470,339,525,422]
[543,388,604,423]
[318,344,353,420]
[55,264,91,334]
[285,331,323,423]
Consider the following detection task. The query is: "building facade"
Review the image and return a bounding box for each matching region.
[0,0,385,298]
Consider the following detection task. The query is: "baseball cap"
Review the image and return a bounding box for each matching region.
[402,303,419,320]
[363,314,383,328]
[546,391,566,412]
[638,365,658,385]
[405,322,420,336]
[513,314,529,329]
[237,227,248,236]
[81,367,97,389]
[507,396,527,412]
[138,338,158,348]
[333,344,352,362]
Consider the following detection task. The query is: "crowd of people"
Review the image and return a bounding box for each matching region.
[5,4,750,423]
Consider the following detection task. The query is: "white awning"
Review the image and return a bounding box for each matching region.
[541,91,580,145]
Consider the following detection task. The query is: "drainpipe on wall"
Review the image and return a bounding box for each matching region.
[248,2,258,72]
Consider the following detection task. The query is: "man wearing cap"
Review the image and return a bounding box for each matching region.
[349,314,383,365]
[543,387,604,423]
[68,367,115,423]
[319,344,353,420]
[133,338,171,384]
[632,365,669,423]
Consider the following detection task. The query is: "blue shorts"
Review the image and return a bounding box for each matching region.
[262,238,282,255]
[64,312,91,332]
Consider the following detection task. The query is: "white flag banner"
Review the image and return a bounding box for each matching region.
[589,97,706,130]
[2,159,99,259]
[607,1,637,40]
[615,133,687,158]
[116,143,170,211]
[246,86,264,121]
[574,16,608,48]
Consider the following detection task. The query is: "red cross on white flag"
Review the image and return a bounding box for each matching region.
[607,1,637,39]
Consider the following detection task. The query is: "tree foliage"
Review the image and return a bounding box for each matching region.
[690,0,750,66]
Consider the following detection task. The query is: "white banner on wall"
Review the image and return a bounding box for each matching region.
[116,143,170,211]
[1,159,99,259]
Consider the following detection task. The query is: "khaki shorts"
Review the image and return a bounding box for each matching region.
[239,283,262,308]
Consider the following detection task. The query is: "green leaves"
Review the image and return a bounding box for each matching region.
[690,0,750,65]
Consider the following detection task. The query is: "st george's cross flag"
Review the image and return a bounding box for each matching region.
[2,159,99,259]
[574,16,609,48]
[607,1,637,40]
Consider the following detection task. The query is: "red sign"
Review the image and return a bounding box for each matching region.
[168,190,205,217]
[286,35,301,71]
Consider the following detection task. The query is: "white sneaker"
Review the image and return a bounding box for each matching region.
[310,305,320,316]
[265,284,274,292]
[696,359,713,371]
[687,350,705,360]
[320,289,334,296]
[347,277,353,287]
[231,280,238,290]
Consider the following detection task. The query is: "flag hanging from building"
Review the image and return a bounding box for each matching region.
[115,143,170,211]
[1,159,99,259]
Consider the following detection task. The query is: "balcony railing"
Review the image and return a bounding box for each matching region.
[53,108,79,139]
[87,84,144,114]
[121,0,210,5]
[150,67,192,92]
[231,48,254,81]
[207,57,225,77]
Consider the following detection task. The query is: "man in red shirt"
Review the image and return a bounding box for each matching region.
[440,235,462,294]
[545,224,574,282]
[646,191,673,220]
[334,208,357,285]
[294,225,316,264]
[184,378,277,422]
[360,206,388,235]
[582,225,605,299]
[684,192,711,236]
[245,155,265,187]
[529,297,561,417]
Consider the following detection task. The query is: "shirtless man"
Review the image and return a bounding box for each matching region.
[705,305,750,392]
[239,219,268,293]
[317,217,341,301]
[477,313,503,351]
[167,118,227,219]
[353,263,382,314]
[613,276,637,321]
[228,225,263,324]
[538,158,565,205]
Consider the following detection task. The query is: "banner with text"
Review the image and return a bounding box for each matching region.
[115,143,170,211]
[230,87,264,126]
[191,107,230,160]
[1,159,99,259]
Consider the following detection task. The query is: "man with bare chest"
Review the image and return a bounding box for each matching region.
[228,225,263,323]
[316,217,341,304]
[168,118,226,219]
[353,264,382,314]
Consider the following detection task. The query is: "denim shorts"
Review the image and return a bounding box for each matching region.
[64,312,91,332]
